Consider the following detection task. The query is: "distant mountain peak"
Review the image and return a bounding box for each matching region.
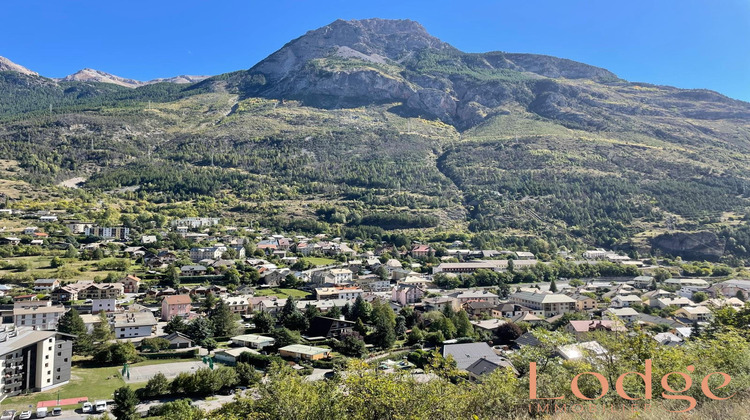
[62,68,145,88]
[0,56,38,76]
[59,69,210,88]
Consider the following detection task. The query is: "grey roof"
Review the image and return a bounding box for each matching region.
[442,342,503,370]
[0,328,58,355]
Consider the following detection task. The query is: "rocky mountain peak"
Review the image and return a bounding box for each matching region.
[61,68,145,88]
[0,56,38,76]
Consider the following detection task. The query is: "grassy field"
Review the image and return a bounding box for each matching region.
[300,257,337,267]
[0,357,201,412]
[254,288,311,299]
[0,255,146,282]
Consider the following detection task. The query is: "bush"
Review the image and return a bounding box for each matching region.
[141,337,170,352]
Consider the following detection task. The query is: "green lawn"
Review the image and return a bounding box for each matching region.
[1,365,145,411]
[254,288,311,299]
[0,357,200,411]
[301,257,337,267]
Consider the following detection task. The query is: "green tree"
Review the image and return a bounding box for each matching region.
[57,308,92,355]
[92,311,114,344]
[212,300,240,337]
[271,328,301,347]
[224,268,241,285]
[112,386,139,420]
[351,295,372,323]
[138,372,170,398]
[187,317,214,344]
[370,300,396,349]
[549,278,557,293]
[253,311,275,333]
[151,399,204,420]
[236,362,262,386]
[164,316,187,334]
[164,264,181,288]
[453,310,475,339]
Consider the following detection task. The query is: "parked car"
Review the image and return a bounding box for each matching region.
[51,407,62,416]
[94,401,107,413]
[81,402,93,413]
[18,411,32,420]
[0,410,17,420]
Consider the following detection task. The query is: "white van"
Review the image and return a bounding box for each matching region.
[94,401,107,413]
[36,407,48,418]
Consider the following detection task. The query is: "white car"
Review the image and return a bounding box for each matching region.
[18,412,32,420]
[81,402,93,413]
[94,401,107,413]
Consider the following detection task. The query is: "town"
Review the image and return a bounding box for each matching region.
[0,210,748,419]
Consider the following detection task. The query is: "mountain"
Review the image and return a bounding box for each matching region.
[61,68,146,88]
[2,18,750,260]
[0,56,37,76]
[59,69,211,88]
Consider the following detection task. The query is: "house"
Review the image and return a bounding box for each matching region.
[466,358,516,380]
[329,268,353,284]
[215,347,257,364]
[571,294,598,311]
[0,328,74,398]
[307,316,355,339]
[189,246,227,262]
[295,299,350,313]
[442,342,506,371]
[223,295,252,315]
[141,235,158,244]
[257,298,288,315]
[79,283,124,300]
[49,286,81,303]
[164,332,194,349]
[492,303,534,319]
[121,275,141,294]
[464,301,496,318]
[0,237,21,246]
[279,344,331,361]
[110,312,157,339]
[652,297,693,309]
[632,276,654,288]
[514,251,536,260]
[13,305,66,330]
[583,249,608,260]
[171,217,220,229]
[450,290,500,306]
[604,307,639,323]
[470,318,506,334]
[674,306,713,322]
[315,287,363,300]
[510,312,545,324]
[33,279,60,292]
[565,320,627,340]
[391,284,424,306]
[161,295,192,321]
[357,274,390,292]
[611,294,643,308]
[509,291,577,317]
[410,245,432,258]
[711,279,750,300]
[92,299,116,313]
[180,265,207,276]
[23,227,38,235]
[230,334,276,349]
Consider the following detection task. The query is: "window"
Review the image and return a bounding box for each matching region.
[45,363,48,367]
[57,352,61,356]
[64,358,68,362]
[47,379,51,383]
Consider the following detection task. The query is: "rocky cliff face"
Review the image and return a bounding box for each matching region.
[651,231,726,261]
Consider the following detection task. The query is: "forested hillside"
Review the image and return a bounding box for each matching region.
[2,18,750,260]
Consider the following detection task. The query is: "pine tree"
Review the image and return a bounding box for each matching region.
[58,308,92,355]
[92,312,114,344]
[112,386,139,420]
[549,278,558,293]
[211,301,239,337]
[164,316,187,334]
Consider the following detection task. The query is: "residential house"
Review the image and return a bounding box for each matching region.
[223,295,252,315]
[33,279,60,292]
[315,287,363,300]
[674,306,713,322]
[492,303,535,319]
[464,301,496,318]
[13,305,66,330]
[164,332,194,349]
[279,344,331,361]
[442,342,506,371]
[391,284,424,306]
[110,312,157,339]
[121,275,140,294]
[652,297,693,309]
[565,320,627,340]
[509,291,577,317]
[470,319,506,334]
[632,276,654,288]
[357,274,390,292]
[571,294,598,311]
[171,217,220,229]
[307,316,356,338]
[92,299,116,313]
[161,295,192,321]
[604,307,639,323]
[189,246,226,262]
[410,245,432,258]
[180,265,207,276]
[230,334,276,349]
[466,358,516,381]
[83,226,130,240]
[329,268,353,285]
[611,294,643,308]
[215,347,257,365]
[79,283,124,300]
[514,251,536,260]
[450,290,500,306]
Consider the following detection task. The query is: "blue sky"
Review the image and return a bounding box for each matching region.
[1,0,749,101]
